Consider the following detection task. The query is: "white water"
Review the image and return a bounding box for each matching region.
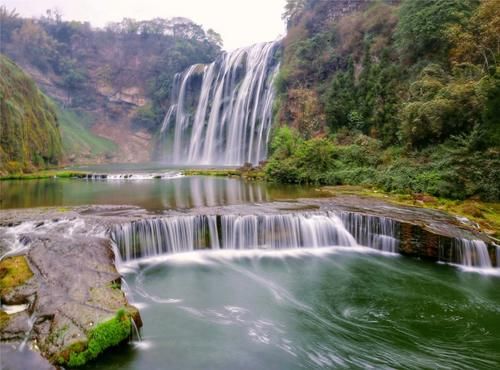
[111,211,497,271]
[159,41,281,165]
[82,171,182,180]
[111,212,400,263]
[453,239,492,268]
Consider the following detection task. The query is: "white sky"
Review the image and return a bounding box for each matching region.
[2,0,287,50]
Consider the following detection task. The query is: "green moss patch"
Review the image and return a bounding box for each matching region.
[0,256,33,295]
[57,309,131,367]
[0,310,10,330]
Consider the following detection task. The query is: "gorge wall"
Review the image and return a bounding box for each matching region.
[0,55,62,175]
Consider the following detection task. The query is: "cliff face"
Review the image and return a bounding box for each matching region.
[0,14,221,164]
[0,55,62,174]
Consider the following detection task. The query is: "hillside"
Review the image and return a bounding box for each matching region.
[0,55,62,175]
[266,0,500,201]
[0,7,222,164]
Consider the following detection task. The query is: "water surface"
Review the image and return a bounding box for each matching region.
[85,249,500,370]
[0,171,323,211]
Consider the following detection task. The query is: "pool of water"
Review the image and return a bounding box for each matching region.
[84,249,500,370]
[0,170,324,211]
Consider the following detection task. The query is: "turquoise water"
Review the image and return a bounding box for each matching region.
[84,249,500,369]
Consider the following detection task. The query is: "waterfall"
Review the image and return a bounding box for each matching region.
[338,212,399,253]
[450,239,492,268]
[111,215,218,261]
[159,41,281,166]
[111,212,402,263]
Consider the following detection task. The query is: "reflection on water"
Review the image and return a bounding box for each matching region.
[0,176,323,211]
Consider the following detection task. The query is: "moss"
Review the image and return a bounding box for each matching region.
[0,55,62,174]
[0,256,33,295]
[57,309,131,367]
[0,310,10,330]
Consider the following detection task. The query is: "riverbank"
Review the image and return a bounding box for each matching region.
[0,170,86,181]
[2,167,498,239]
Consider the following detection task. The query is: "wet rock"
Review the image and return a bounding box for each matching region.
[0,311,31,341]
[0,344,55,370]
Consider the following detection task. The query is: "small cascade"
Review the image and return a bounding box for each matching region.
[496,244,500,267]
[111,216,219,261]
[339,212,399,253]
[112,212,367,262]
[80,172,182,180]
[18,313,36,352]
[158,41,281,166]
[449,239,492,268]
[130,318,142,342]
[220,213,357,250]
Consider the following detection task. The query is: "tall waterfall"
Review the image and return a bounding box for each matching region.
[159,41,281,165]
[111,212,399,262]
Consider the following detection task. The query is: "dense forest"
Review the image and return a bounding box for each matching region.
[266,0,499,201]
[0,6,222,164]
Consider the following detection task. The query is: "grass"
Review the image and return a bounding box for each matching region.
[56,104,117,158]
[0,170,86,181]
[0,256,33,295]
[183,167,265,180]
[57,309,131,367]
[322,185,500,238]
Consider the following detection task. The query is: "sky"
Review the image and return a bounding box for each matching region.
[2,0,287,50]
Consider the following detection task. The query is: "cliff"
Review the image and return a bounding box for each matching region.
[0,11,222,164]
[0,55,62,174]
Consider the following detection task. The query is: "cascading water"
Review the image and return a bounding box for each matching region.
[111,212,401,263]
[159,41,281,165]
[450,239,492,268]
[338,212,399,253]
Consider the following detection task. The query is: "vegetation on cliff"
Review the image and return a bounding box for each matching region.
[0,55,62,174]
[269,0,500,201]
[0,6,222,162]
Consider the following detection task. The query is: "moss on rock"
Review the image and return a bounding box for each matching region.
[56,308,131,367]
[0,256,33,296]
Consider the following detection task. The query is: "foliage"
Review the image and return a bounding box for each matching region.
[270,0,500,201]
[0,55,62,174]
[395,0,477,63]
[0,9,222,131]
[58,309,131,367]
[132,104,158,131]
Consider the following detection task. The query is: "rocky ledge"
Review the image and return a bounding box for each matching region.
[0,206,143,368]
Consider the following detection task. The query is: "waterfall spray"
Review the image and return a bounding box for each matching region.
[159,41,281,165]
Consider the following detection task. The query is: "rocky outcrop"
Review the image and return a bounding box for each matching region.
[0,210,142,367]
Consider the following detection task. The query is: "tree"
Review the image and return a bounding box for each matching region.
[0,5,21,44]
[395,0,478,63]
